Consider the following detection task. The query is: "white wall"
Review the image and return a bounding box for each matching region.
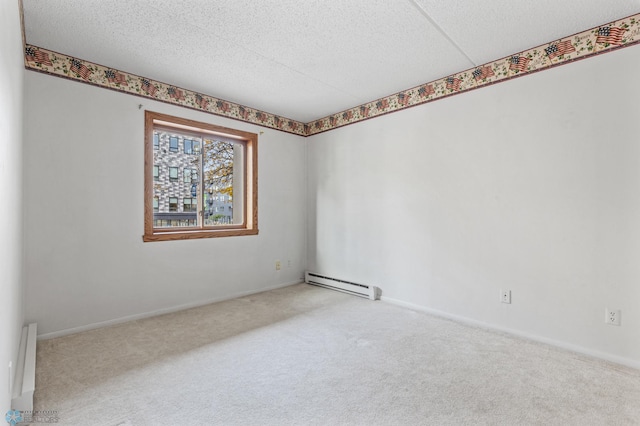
[24,72,307,336]
[0,0,25,414]
[307,45,640,367]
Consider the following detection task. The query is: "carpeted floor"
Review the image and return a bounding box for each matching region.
[34,284,640,425]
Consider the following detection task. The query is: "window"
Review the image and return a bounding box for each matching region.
[169,167,178,182]
[153,133,159,150]
[153,165,159,181]
[169,136,178,152]
[144,111,258,242]
[183,168,198,183]
[183,197,197,212]
[169,197,178,212]
[184,139,200,155]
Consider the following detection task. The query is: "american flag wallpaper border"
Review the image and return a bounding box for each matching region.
[306,12,640,136]
[24,13,640,137]
[23,46,308,137]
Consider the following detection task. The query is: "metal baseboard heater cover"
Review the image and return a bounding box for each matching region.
[305,272,381,300]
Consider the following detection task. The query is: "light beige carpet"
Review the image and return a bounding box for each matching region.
[34,284,640,425]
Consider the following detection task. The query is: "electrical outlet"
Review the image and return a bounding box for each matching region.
[287,259,291,268]
[275,261,281,271]
[501,290,511,304]
[605,309,621,326]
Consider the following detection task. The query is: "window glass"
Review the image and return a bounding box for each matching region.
[184,139,200,155]
[169,136,178,152]
[183,168,198,183]
[183,197,197,212]
[169,167,178,181]
[169,197,178,212]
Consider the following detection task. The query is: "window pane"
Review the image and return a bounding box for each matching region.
[153,165,159,181]
[202,138,243,226]
[153,133,159,150]
[169,136,178,152]
[152,132,201,230]
[183,197,197,212]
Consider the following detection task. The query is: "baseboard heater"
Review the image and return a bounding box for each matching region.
[12,323,37,412]
[305,272,381,300]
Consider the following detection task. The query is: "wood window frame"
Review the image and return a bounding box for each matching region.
[143,111,258,242]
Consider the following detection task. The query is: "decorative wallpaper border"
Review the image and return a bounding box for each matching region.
[24,13,640,137]
[23,45,308,136]
[306,13,640,136]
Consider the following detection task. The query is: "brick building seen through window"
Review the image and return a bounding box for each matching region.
[152,133,234,228]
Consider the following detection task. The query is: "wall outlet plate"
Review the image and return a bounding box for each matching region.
[501,290,511,304]
[275,261,281,271]
[605,308,621,326]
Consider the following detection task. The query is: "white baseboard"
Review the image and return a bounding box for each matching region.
[381,296,640,371]
[38,280,303,340]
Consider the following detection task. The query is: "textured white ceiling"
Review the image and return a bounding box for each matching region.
[22,0,640,122]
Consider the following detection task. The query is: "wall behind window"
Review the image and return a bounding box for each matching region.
[307,45,640,367]
[24,72,306,336]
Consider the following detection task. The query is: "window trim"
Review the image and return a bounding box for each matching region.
[143,111,258,242]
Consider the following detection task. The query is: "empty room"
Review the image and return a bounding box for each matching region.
[2,0,640,424]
